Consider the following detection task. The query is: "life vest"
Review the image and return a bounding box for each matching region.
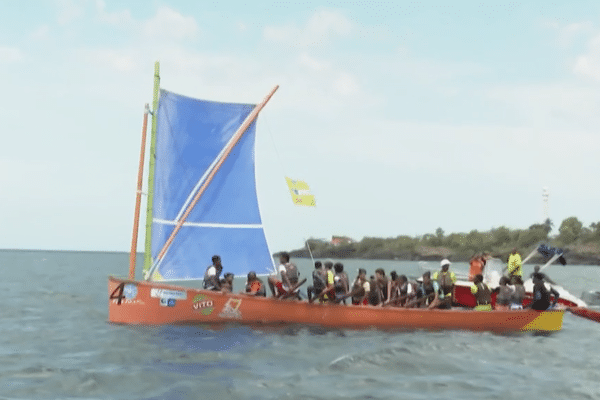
[334,273,346,294]
[202,265,221,290]
[507,254,523,277]
[468,258,484,281]
[312,269,326,291]
[471,282,491,305]
[283,263,299,285]
[351,278,366,303]
[247,279,266,296]
[418,281,435,304]
[433,271,456,297]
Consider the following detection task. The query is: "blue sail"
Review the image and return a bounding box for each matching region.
[150,89,274,280]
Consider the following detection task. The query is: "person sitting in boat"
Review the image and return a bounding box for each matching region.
[470,274,492,311]
[528,273,560,311]
[268,252,300,298]
[468,253,485,282]
[333,262,349,304]
[220,272,234,293]
[386,274,415,307]
[349,268,370,305]
[430,259,456,309]
[307,261,327,302]
[203,255,223,291]
[494,276,513,311]
[385,271,399,305]
[311,261,335,303]
[529,265,556,285]
[509,276,525,309]
[406,271,436,308]
[367,275,382,306]
[374,268,389,304]
[506,248,523,280]
[245,271,266,297]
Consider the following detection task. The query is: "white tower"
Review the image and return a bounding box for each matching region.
[542,187,549,223]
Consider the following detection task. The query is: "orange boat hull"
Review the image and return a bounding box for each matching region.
[108,277,563,332]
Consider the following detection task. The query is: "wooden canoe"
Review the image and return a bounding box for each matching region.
[108,277,564,333]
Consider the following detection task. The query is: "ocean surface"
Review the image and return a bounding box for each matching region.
[2,250,600,400]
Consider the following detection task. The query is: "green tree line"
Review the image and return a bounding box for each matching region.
[290,217,600,265]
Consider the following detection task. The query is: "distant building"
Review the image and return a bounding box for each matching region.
[331,236,354,246]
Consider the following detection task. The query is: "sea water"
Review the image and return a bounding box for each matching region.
[1,249,600,399]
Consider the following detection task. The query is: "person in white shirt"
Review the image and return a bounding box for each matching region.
[202,255,223,290]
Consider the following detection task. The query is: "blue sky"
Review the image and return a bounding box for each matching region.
[1,0,600,254]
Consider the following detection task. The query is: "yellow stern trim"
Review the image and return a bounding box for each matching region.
[521,310,564,331]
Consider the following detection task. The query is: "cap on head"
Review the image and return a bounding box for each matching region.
[212,255,221,263]
[440,259,451,268]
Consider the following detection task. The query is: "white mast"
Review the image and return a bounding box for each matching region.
[542,186,549,223]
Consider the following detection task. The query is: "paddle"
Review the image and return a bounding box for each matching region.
[404,292,435,308]
[567,306,600,323]
[279,278,307,300]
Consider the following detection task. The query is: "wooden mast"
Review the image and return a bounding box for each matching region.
[128,104,150,280]
[143,61,160,275]
[145,84,279,280]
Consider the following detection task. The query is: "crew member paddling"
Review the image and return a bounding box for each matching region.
[528,273,560,311]
[349,268,370,305]
[268,252,300,298]
[307,261,326,302]
[470,274,492,311]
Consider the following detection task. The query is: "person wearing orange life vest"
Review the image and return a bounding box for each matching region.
[429,259,457,309]
[245,271,266,296]
[468,254,485,281]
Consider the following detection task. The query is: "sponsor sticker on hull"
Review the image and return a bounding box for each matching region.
[150,288,187,300]
[192,294,214,315]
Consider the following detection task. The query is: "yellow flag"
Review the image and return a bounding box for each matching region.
[285,177,316,207]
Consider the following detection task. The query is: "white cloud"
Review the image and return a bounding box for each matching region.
[56,0,85,25]
[142,6,198,41]
[84,49,137,72]
[487,82,600,128]
[29,25,51,41]
[573,33,600,81]
[263,9,352,47]
[333,71,359,95]
[299,52,329,71]
[0,46,23,63]
[557,21,593,47]
[304,9,351,44]
[95,0,132,26]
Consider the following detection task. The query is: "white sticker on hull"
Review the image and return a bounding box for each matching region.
[150,288,187,300]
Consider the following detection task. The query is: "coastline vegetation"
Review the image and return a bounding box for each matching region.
[289,217,600,265]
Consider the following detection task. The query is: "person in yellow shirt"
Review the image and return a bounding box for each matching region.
[430,259,457,309]
[507,248,523,279]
